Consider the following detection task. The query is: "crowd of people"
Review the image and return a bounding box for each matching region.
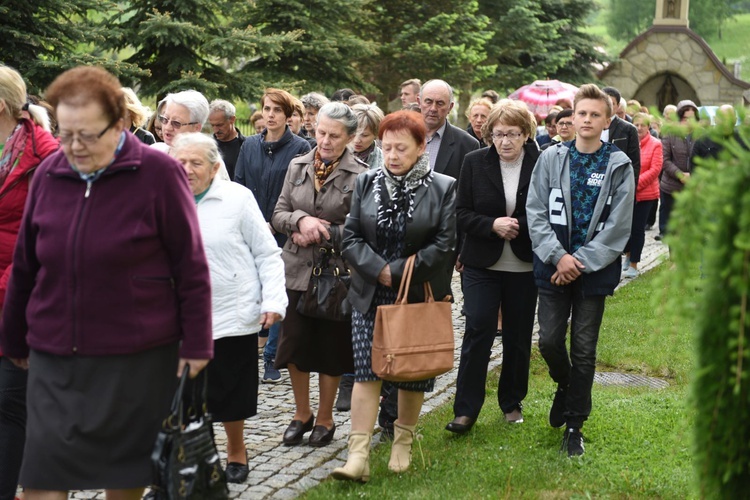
[0,62,747,498]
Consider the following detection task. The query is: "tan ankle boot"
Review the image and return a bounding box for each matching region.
[331,432,372,482]
[388,421,416,473]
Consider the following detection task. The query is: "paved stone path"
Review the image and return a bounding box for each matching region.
[66,230,668,499]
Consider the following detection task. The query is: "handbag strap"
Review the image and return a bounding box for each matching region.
[167,365,210,428]
[395,254,437,305]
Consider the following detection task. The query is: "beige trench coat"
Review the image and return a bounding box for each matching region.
[271,148,368,291]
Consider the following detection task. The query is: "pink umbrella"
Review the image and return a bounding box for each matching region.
[508,79,579,119]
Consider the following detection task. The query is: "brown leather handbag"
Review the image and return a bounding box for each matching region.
[372,255,454,382]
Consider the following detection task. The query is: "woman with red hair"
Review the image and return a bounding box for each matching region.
[333,111,457,482]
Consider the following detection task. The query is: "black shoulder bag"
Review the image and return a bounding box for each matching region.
[296,226,352,322]
[148,366,228,499]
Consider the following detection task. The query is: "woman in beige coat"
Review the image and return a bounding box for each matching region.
[272,102,368,447]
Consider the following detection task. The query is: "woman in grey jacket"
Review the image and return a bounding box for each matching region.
[332,110,457,483]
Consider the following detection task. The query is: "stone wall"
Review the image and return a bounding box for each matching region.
[600,26,749,107]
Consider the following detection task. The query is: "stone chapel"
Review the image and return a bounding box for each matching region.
[599,0,750,109]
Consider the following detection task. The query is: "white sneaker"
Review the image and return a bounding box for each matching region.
[621,257,630,271]
[623,267,638,279]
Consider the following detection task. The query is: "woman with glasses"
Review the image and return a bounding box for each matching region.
[541,108,575,150]
[151,89,208,155]
[0,64,59,500]
[0,66,212,499]
[446,100,539,434]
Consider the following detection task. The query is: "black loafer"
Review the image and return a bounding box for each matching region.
[445,416,476,434]
[308,423,336,447]
[283,414,315,446]
[225,461,249,483]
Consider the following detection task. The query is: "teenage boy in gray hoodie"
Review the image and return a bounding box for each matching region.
[526,84,634,457]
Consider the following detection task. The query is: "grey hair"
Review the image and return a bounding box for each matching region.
[420,79,454,104]
[209,99,236,119]
[301,92,330,111]
[172,132,223,166]
[317,102,358,136]
[163,90,210,125]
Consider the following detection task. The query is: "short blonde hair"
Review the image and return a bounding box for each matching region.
[465,98,493,119]
[0,65,27,121]
[482,99,537,144]
[351,103,384,136]
[574,84,612,117]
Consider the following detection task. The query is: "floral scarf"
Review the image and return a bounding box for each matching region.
[313,148,342,184]
[374,153,432,225]
[0,123,25,187]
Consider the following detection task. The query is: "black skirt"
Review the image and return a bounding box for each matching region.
[275,289,354,376]
[20,343,179,490]
[206,335,258,422]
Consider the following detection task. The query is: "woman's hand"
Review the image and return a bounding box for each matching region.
[492,217,520,240]
[678,171,691,184]
[378,264,392,287]
[260,312,282,330]
[177,358,209,378]
[550,254,585,286]
[293,216,331,247]
[10,358,29,370]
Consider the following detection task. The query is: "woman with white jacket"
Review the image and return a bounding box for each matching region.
[173,133,288,484]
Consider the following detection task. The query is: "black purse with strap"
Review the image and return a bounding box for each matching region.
[296,226,352,322]
[148,366,228,499]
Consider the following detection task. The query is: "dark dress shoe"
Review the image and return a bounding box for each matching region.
[308,423,336,447]
[283,414,315,446]
[445,416,476,434]
[225,461,249,483]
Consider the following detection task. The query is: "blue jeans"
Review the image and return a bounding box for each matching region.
[454,267,537,418]
[537,282,606,429]
[0,357,27,500]
[263,322,280,363]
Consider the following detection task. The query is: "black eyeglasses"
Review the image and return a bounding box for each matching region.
[158,115,199,130]
[556,121,574,128]
[59,119,118,146]
[490,131,524,141]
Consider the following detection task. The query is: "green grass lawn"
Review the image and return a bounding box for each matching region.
[303,264,698,499]
[702,13,750,82]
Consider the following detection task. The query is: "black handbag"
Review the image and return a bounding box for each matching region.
[296,228,352,322]
[148,366,228,500]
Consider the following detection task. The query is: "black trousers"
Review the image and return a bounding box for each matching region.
[537,283,606,429]
[453,267,537,418]
[0,357,27,500]
[624,199,657,263]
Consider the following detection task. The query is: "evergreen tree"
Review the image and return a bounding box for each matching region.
[479,0,608,94]
[360,0,494,112]
[0,0,143,93]
[605,0,654,41]
[241,0,374,96]
[540,0,609,85]
[102,0,293,100]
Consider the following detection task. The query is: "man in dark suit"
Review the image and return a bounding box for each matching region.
[419,79,480,180]
[602,87,640,184]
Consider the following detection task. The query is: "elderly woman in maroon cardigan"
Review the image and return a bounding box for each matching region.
[0,66,212,500]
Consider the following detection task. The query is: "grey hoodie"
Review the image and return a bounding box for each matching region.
[526,141,635,295]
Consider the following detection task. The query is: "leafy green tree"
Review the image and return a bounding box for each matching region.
[0,0,143,93]
[538,0,609,86]
[360,0,494,112]
[605,0,654,41]
[478,0,607,95]
[606,0,737,41]
[102,0,293,100]
[241,0,374,96]
[656,117,750,497]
